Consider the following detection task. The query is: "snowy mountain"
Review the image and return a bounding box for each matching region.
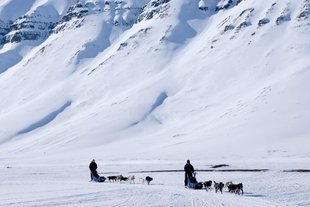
[0,0,309,161]
[1,0,310,206]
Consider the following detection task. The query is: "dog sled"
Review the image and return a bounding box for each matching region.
[187,175,203,190]
[91,173,106,182]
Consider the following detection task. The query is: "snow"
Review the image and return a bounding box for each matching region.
[1,162,310,207]
[0,0,310,206]
[0,0,36,21]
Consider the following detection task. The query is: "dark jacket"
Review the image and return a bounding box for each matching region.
[184,163,194,176]
[89,161,97,174]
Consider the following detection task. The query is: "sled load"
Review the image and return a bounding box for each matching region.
[187,175,203,189]
[91,173,106,182]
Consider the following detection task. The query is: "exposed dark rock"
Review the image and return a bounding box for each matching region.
[5,31,42,43]
[151,0,170,8]
[236,0,243,5]
[224,24,235,32]
[276,6,291,25]
[258,18,270,26]
[138,0,170,22]
[53,2,97,33]
[298,11,309,19]
[236,21,251,31]
[276,14,291,25]
[198,0,208,11]
[216,0,232,11]
[60,5,89,23]
[239,8,254,17]
[297,0,310,20]
[0,0,145,46]
[118,42,128,50]
[238,21,251,28]
[216,0,241,12]
[1,12,56,44]
[215,0,244,12]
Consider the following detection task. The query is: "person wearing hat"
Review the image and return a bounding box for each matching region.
[89,159,105,182]
[184,160,194,187]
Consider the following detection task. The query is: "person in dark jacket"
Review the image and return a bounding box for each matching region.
[184,160,194,186]
[89,159,105,182]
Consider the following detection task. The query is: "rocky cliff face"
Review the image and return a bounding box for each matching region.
[1,0,309,47]
[137,0,170,22]
[215,0,243,11]
[4,13,56,44]
[0,0,151,46]
[0,10,56,45]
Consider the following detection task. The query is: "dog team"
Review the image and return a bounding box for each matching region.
[203,180,243,195]
[89,159,243,195]
[185,160,244,195]
[106,175,153,185]
[89,159,153,184]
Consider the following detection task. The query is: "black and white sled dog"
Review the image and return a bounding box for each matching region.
[107,175,119,182]
[140,176,153,184]
[119,175,129,182]
[203,180,212,191]
[227,183,243,195]
[213,181,224,194]
[107,175,135,184]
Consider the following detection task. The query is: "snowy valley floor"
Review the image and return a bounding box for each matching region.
[1,162,310,207]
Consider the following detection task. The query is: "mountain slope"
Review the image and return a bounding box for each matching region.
[0,0,309,163]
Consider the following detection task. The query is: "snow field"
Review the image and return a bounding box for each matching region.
[0,162,309,207]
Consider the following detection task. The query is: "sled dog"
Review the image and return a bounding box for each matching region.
[213,181,224,194]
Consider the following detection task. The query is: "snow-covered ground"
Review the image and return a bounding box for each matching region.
[1,161,310,207]
[0,0,310,206]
